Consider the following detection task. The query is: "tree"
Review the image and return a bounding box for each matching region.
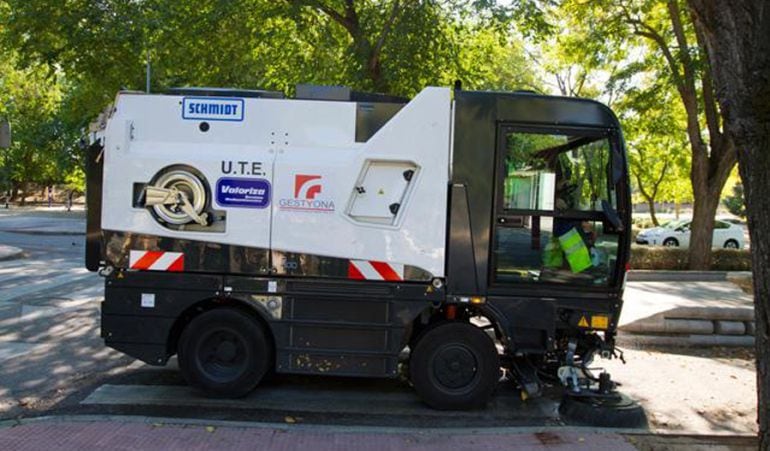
[684,2,770,447]
[0,51,76,203]
[559,0,737,269]
[2,0,542,103]
[536,5,622,100]
[1,0,542,201]
[281,1,547,95]
[283,0,409,93]
[618,79,692,225]
[452,27,542,92]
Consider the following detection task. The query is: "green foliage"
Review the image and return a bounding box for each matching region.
[544,0,711,230]
[0,50,81,196]
[620,80,692,210]
[454,27,541,92]
[0,0,543,194]
[723,183,746,217]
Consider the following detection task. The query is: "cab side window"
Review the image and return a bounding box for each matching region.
[492,129,621,287]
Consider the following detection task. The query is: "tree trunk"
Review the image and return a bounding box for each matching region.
[687,185,720,269]
[686,135,734,269]
[743,150,770,450]
[367,55,387,93]
[10,182,19,202]
[644,196,659,226]
[687,1,770,447]
[289,0,397,94]
[19,181,27,206]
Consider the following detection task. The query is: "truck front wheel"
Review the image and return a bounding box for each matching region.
[178,308,271,398]
[410,322,500,410]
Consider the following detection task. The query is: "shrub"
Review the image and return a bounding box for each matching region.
[711,249,752,271]
[629,245,752,271]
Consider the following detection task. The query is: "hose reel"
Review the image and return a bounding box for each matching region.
[144,169,209,226]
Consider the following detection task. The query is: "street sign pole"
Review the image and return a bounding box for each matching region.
[1,119,11,208]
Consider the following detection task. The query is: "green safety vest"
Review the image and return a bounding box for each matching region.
[558,227,592,273]
[542,238,564,268]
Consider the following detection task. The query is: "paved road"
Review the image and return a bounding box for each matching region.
[0,229,134,417]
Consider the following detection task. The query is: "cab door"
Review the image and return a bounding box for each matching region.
[489,125,627,289]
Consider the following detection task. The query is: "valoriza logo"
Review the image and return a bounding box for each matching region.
[279,174,335,213]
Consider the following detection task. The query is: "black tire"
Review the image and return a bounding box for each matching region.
[662,238,679,247]
[724,239,739,249]
[409,322,500,410]
[559,392,648,429]
[178,308,271,398]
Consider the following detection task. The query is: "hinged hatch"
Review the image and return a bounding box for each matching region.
[347,160,419,225]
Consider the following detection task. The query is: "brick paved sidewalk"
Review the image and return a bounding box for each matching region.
[0,418,635,451]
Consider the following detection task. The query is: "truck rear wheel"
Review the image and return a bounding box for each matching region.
[409,322,500,410]
[178,308,271,398]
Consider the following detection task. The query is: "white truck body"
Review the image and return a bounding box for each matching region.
[99,88,451,278]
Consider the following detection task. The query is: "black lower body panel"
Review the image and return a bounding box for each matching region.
[101,271,440,376]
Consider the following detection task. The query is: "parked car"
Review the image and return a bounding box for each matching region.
[718,216,746,227]
[635,219,744,249]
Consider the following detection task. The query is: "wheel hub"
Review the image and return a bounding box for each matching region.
[198,329,247,381]
[433,344,478,389]
[216,340,237,362]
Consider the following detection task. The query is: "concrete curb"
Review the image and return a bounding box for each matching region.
[627,270,752,282]
[0,413,755,438]
[618,332,754,347]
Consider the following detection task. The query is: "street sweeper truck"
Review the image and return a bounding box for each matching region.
[86,84,637,418]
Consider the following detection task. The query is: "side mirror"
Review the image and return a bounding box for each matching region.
[0,120,10,149]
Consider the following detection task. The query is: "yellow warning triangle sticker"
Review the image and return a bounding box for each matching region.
[578,316,589,328]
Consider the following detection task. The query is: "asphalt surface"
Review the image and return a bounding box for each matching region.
[0,228,134,418]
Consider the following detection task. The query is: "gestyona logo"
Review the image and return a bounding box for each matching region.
[294,175,322,199]
[279,174,335,212]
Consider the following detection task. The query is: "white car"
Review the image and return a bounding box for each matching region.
[635,219,744,249]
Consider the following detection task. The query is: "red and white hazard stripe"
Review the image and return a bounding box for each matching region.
[348,260,404,281]
[129,250,185,272]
